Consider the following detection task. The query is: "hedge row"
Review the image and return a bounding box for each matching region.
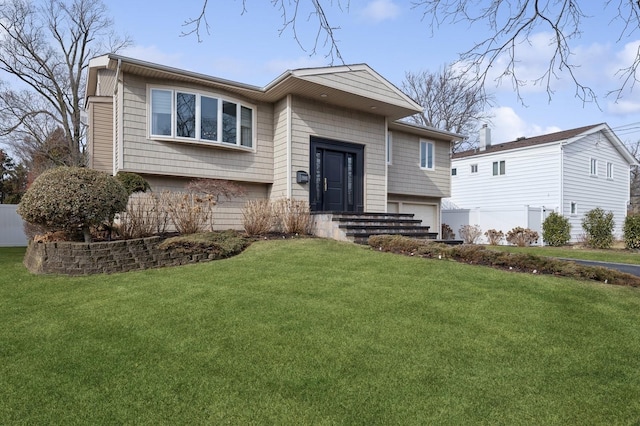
[368,235,640,287]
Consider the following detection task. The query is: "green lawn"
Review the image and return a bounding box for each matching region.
[2,240,640,424]
[490,244,640,264]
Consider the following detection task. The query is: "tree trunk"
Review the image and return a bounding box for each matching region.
[82,226,92,243]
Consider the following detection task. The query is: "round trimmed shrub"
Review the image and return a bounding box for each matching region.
[623,214,640,249]
[115,171,150,195]
[542,211,571,246]
[581,207,615,249]
[17,167,128,242]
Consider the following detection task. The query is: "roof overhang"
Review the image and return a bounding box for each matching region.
[85,54,423,120]
[388,120,464,142]
[563,123,639,166]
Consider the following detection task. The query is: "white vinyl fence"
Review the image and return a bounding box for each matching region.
[0,204,28,247]
[442,206,551,245]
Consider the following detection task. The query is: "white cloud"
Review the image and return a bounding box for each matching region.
[489,106,562,143]
[607,99,640,115]
[484,32,574,95]
[359,0,400,23]
[120,45,184,69]
[264,56,329,74]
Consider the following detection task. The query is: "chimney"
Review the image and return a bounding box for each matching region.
[479,124,491,151]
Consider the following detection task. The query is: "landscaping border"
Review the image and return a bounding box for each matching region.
[23,237,218,275]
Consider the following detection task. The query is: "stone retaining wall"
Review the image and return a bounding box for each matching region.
[23,237,216,275]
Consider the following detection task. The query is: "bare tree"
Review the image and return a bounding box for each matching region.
[0,0,130,169]
[402,65,493,152]
[183,0,347,63]
[188,1,640,104]
[414,0,640,104]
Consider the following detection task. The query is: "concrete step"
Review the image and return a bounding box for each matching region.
[337,220,423,228]
[332,213,416,221]
[312,212,441,244]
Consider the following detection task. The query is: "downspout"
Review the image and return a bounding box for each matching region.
[286,94,292,199]
[559,142,564,215]
[112,58,122,176]
[384,117,388,211]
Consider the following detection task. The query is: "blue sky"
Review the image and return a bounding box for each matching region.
[107,0,640,145]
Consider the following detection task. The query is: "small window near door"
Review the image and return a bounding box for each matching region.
[570,202,577,215]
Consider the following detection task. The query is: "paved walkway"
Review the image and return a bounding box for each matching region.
[558,258,640,277]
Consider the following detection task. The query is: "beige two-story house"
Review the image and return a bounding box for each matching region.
[85,54,462,237]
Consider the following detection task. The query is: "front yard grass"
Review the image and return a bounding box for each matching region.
[1,240,640,424]
[490,244,640,264]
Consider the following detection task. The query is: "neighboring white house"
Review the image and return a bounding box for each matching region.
[444,123,638,243]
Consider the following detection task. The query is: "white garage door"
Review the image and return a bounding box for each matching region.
[402,203,437,233]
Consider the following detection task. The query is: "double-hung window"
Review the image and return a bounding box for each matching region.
[149,87,255,149]
[420,140,434,170]
[590,158,598,176]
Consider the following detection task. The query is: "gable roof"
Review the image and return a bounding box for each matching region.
[452,123,638,165]
[86,54,423,120]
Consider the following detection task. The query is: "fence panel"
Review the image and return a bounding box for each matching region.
[0,204,27,247]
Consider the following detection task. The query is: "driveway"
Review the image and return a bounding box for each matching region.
[559,258,640,277]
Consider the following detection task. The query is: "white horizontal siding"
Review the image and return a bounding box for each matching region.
[450,143,562,211]
[563,132,631,240]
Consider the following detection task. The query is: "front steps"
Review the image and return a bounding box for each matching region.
[312,212,439,244]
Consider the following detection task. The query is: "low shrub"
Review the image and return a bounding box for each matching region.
[441,223,455,240]
[368,234,429,254]
[623,214,640,249]
[582,208,615,249]
[272,198,312,234]
[506,227,539,247]
[18,167,128,242]
[484,229,504,245]
[115,172,150,195]
[367,235,640,286]
[242,199,274,236]
[158,230,249,259]
[459,224,482,244]
[116,192,170,239]
[542,211,572,246]
[186,178,246,204]
[164,191,216,234]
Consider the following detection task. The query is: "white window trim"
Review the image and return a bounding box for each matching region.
[492,160,505,176]
[147,85,257,151]
[607,162,613,180]
[590,158,598,176]
[420,140,435,171]
[570,201,578,216]
[451,167,457,176]
[471,164,478,173]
